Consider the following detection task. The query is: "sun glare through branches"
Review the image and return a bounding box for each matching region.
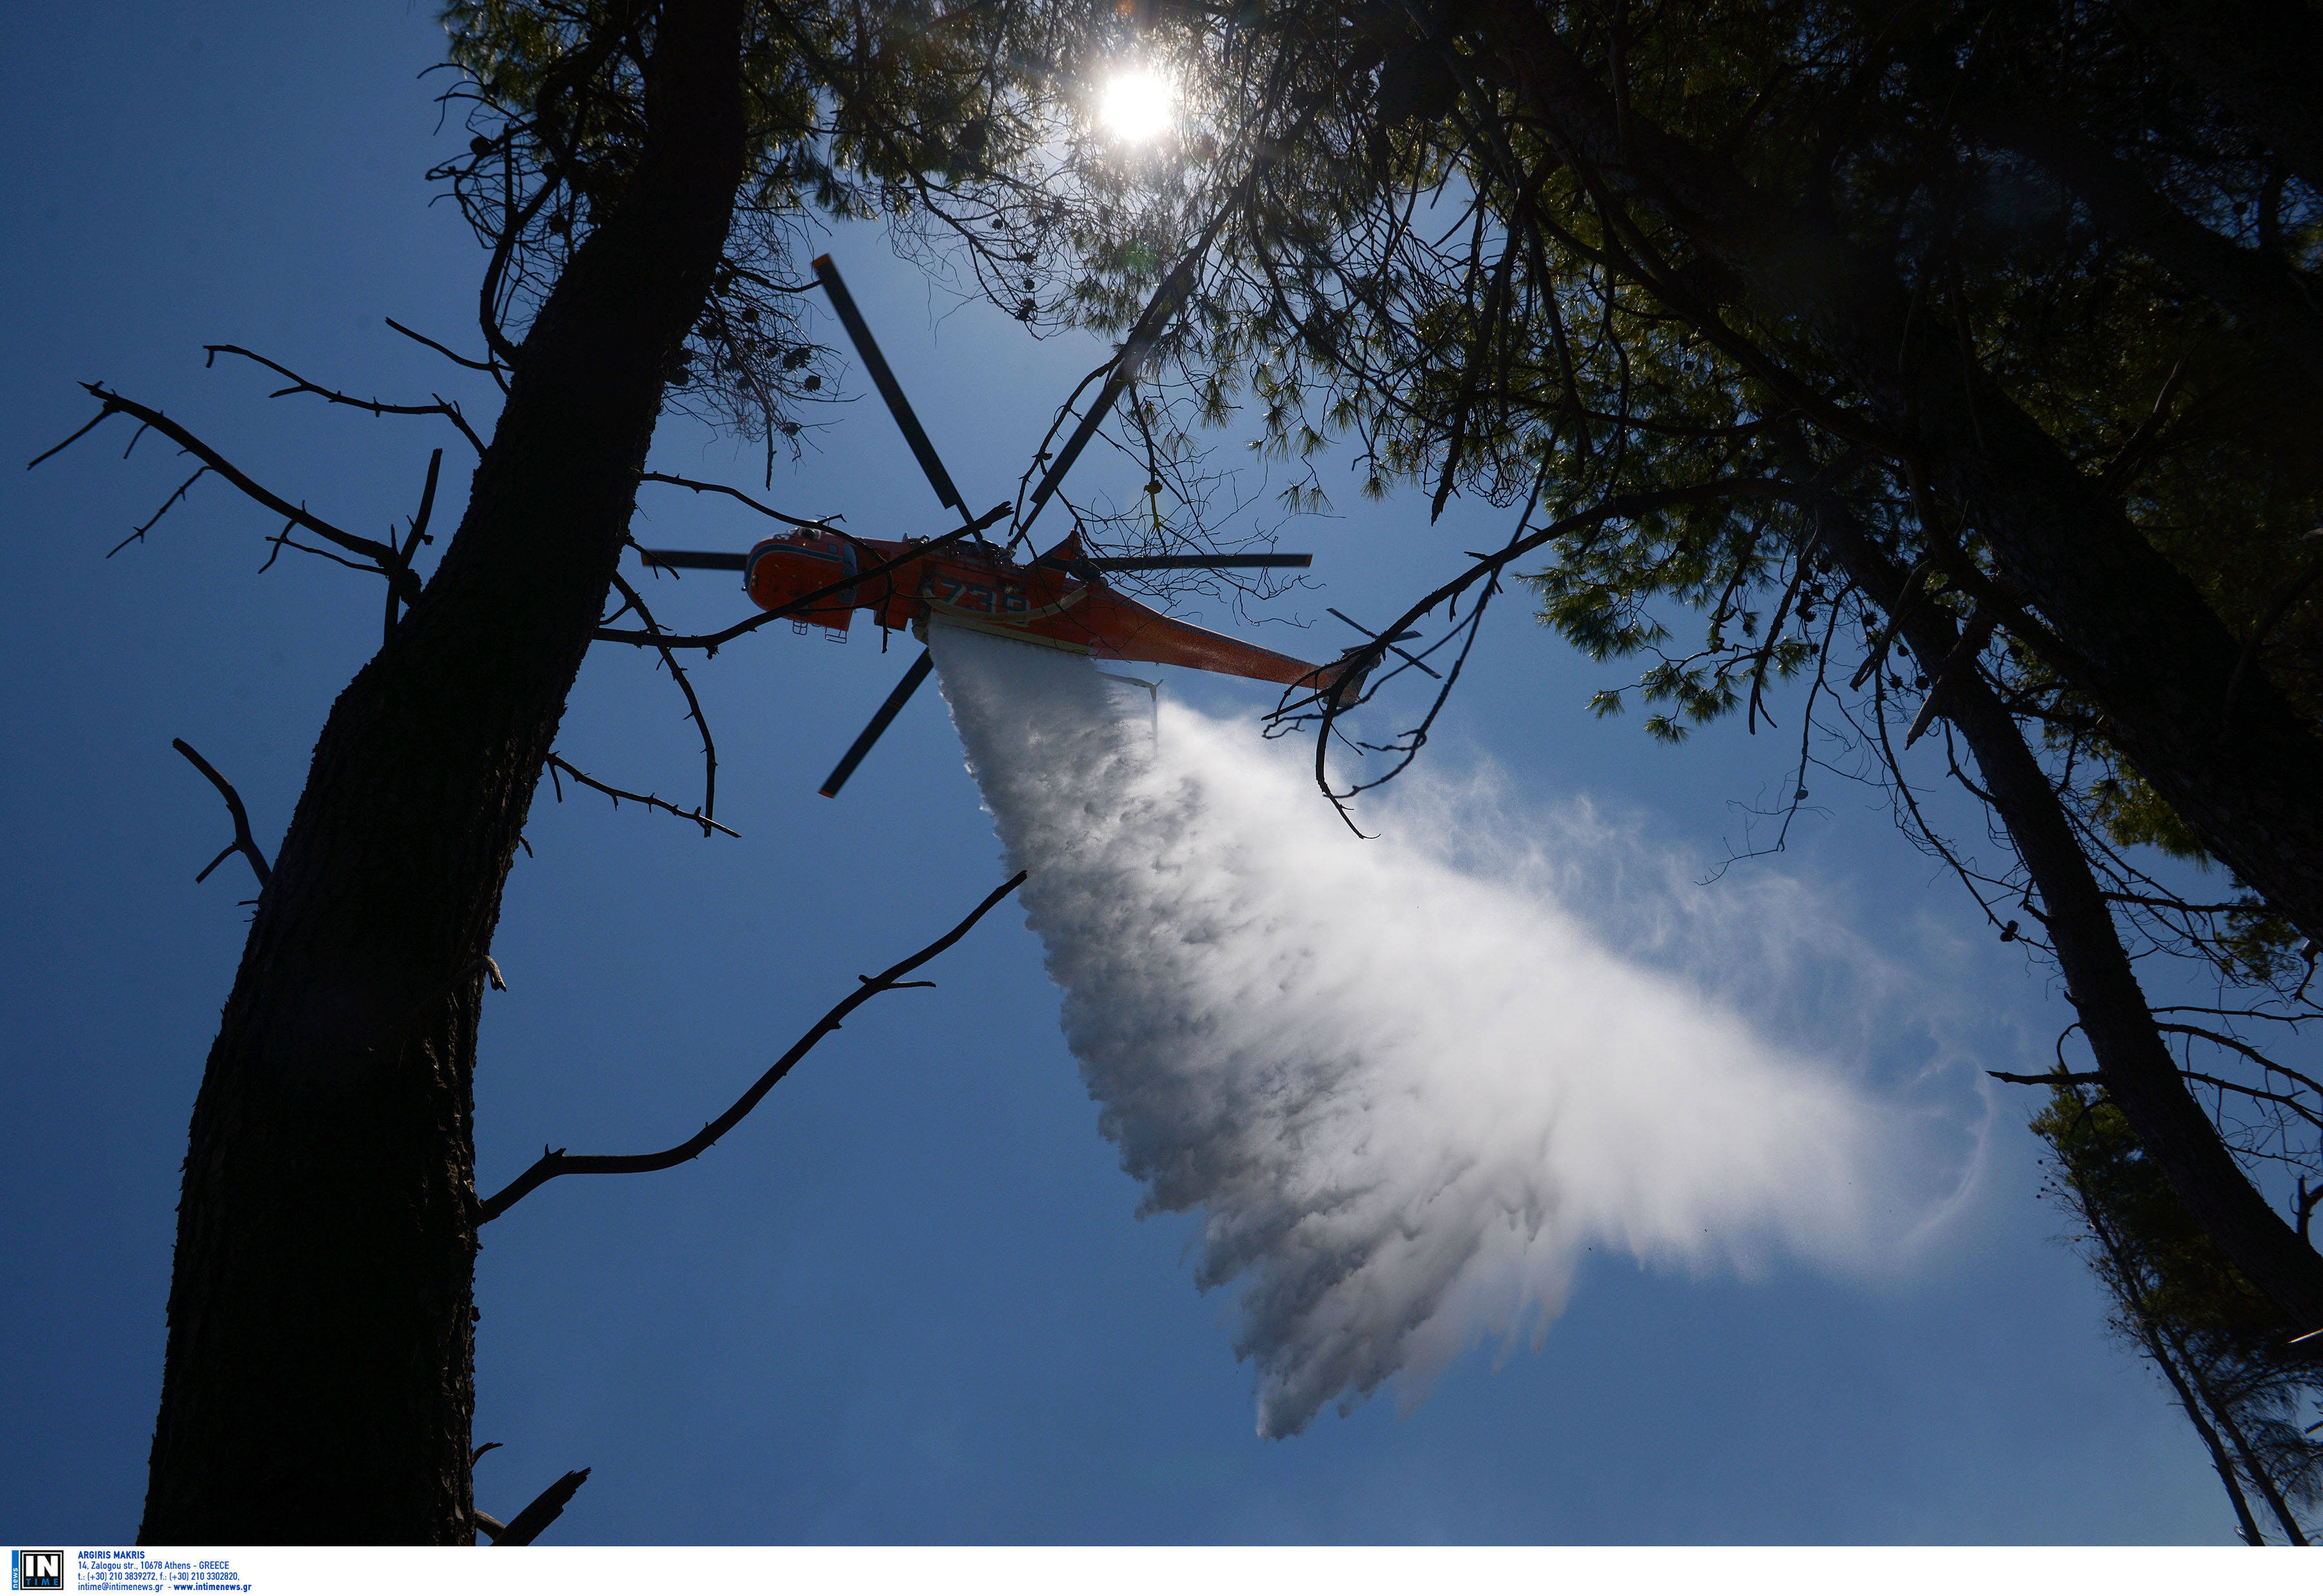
[1098,68,1174,142]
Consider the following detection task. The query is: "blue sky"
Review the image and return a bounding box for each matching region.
[0,2,2248,1544]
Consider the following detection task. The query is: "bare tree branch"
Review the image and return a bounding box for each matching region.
[479,1468,589,1546]
[388,450,446,644]
[203,344,486,456]
[2157,1022,2323,1101]
[543,753,738,839]
[2177,1070,2323,1133]
[46,386,412,595]
[25,407,117,470]
[171,738,271,891]
[1280,478,1795,830]
[639,470,825,528]
[478,871,1027,1224]
[109,467,210,557]
[385,315,508,391]
[606,567,719,819]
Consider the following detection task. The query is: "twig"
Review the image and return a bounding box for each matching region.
[1744,546,1815,735]
[1286,477,1794,824]
[108,467,210,557]
[543,753,738,839]
[388,450,445,643]
[2101,892,2262,915]
[203,344,485,456]
[385,316,508,390]
[1849,554,1936,690]
[172,739,271,890]
[639,471,824,528]
[478,871,1027,1223]
[2155,1022,2323,1101]
[25,407,117,470]
[261,530,388,579]
[2151,1004,2323,1027]
[476,155,561,366]
[2174,1069,2323,1132]
[49,386,413,596]
[605,570,718,821]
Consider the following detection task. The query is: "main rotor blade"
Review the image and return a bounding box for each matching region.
[820,648,936,798]
[1018,248,1209,543]
[639,549,748,571]
[1034,552,1314,573]
[812,256,967,516]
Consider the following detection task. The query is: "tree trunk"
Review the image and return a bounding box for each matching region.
[2178,1321,2314,1544]
[139,0,744,1544]
[2134,1304,2266,1542]
[1477,4,2323,948]
[1807,493,2323,1338]
[1956,96,2323,397]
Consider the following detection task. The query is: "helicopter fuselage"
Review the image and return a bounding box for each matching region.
[742,526,1357,694]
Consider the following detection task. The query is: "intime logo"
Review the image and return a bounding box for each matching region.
[11,1550,63,1591]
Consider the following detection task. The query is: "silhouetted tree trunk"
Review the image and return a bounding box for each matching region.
[1439,6,2323,1326]
[1472,1,2323,951]
[1807,487,2323,1337]
[139,0,745,1544]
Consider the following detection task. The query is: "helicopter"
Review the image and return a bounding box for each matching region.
[642,256,1373,796]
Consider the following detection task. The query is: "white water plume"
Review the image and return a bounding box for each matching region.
[929,623,1967,1437]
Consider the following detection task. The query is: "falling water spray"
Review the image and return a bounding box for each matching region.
[929,622,1958,1437]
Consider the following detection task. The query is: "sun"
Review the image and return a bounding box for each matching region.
[1100,69,1174,142]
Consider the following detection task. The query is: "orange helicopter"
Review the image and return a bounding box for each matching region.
[642,256,1379,796]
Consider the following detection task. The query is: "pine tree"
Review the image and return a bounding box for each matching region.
[2035,1079,2322,1543]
